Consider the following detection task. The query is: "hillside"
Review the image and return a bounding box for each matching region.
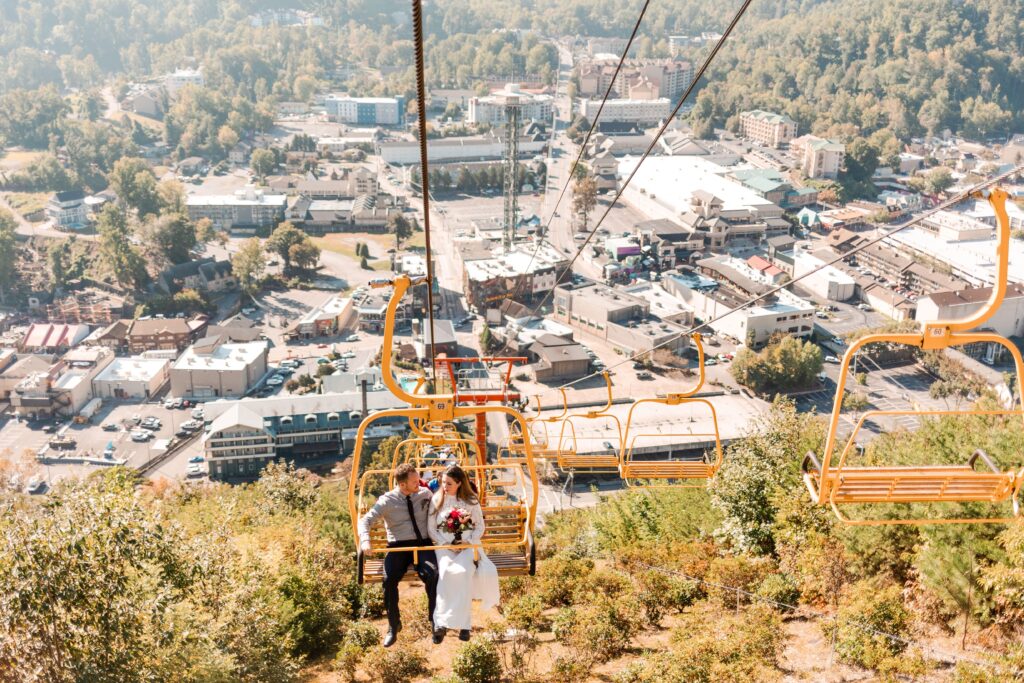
[2,401,1023,682]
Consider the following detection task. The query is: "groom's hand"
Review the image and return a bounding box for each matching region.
[360,540,371,553]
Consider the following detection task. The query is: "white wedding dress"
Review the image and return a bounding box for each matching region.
[428,493,500,630]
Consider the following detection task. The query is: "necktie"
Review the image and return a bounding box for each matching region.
[405,495,424,541]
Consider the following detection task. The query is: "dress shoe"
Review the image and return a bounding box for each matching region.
[458,629,471,641]
[432,628,446,644]
[383,625,401,648]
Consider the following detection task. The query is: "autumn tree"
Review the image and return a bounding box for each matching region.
[108,157,161,217]
[250,148,276,183]
[730,335,823,395]
[289,240,321,272]
[572,174,598,232]
[266,222,308,271]
[232,237,266,296]
[388,213,414,250]
[0,210,17,304]
[97,204,147,289]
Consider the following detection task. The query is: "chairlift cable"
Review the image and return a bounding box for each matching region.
[411,0,437,377]
[493,0,653,357]
[499,0,756,353]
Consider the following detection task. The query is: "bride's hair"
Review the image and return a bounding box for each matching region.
[435,464,478,508]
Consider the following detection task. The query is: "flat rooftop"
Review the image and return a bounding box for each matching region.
[174,342,265,371]
[94,357,169,383]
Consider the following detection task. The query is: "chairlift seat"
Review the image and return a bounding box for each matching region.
[620,460,717,480]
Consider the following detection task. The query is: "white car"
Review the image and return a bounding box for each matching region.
[186,463,204,478]
[131,430,153,442]
[266,375,284,386]
[340,351,356,359]
[824,355,840,363]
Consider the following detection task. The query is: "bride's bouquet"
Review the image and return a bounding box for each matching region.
[438,507,474,543]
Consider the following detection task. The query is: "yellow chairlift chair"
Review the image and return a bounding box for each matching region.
[554,372,624,474]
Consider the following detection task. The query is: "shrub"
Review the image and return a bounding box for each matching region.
[502,593,548,632]
[342,621,381,650]
[706,555,777,606]
[451,638,503,683]
[535,554,594,608]
[756,573,800,611]
[823,579,911,670]
[374,645,429,683]
[551,654,592,683]
[552,595,641,663]
[333,642,364,682]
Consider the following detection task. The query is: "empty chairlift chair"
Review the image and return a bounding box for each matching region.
[619,333,724,486]
[802,188,1024,525]
[555,372,623,474]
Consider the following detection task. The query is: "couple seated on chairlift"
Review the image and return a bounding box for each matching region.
[358,462,499,647]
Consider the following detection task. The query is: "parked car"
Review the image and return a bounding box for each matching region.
[825,355,840,363]
[163,398,176,408]
[25,478,46,495]
[704,358,718,366]
[131,430,153,442]
[188,455,206,464]
[186,464,203,478]
[341,351,356,359]
[102,423,120,432]
[637,371,653,380]
[266,375,284,386]
[191,407,204,419]
[316,357,330,364]
[276,366,294,376]
[815,311,829,319]
[175,428,189,438]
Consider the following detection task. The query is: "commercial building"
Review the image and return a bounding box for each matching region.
[164,68,204,97]
[916,284,1024,338]
[9,348,114,419]
[186,185,287,232]
[529,334,591,382]
[285,295,355,340]
[201,391,407,480]
[466,83,554,125]
[324,95,403,125]
[170,338,268,399]
[791,135,846,179]
[20,323,91,353]
[577,58,693,101]
[127,318,206,354]
[739,110,798,148]
[92,357,170,399]
[294,169,379,198]
[664,273,814,348]
[462,243,567,311]
[728,168,818,209]
[379,134,546,165]
[793,251,856,302]
[287,195,402,235]
[47,190,88,229]
[420,319,458,360]
[552,281,689,354]
[578,98,670,126]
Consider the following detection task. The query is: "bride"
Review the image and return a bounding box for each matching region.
[428,464,500,643]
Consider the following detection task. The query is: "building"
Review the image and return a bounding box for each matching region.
[156,257,236,295]
[287,195,402,235]
[528,334,590,382]
[420,319,458,360]
[284,295,355,339]
[728,168,818,209]
[664,273,814,348]
[467,83,554,125]
[47,190,88,229]
[92,357,170,399]
[170,338,268,399]
[577,58,693,101]
[164,68,204,97]
[186,185,287,232]
[916,284,1024,338]
[918,211,994,242]
[552,281,689,354]
[324,95,402,125]
[9,348,113,419]
[127,318,204,354]
[295,169,379,198]
[20,323,91,353]
[201,391,407,480]
[579,98,670,126]
[379,134,546,165]
[635,219,705,267]
[123,88,164,119]
[739,110,798,148]
[85,319,132,353]
[0,354,53,401]
[462,243,567,311]
[791,135,846,179]
[793,251,856,302]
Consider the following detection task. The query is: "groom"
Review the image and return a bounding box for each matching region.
[358,462,439,647]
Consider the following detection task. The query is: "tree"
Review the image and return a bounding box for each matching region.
[232,237,266,296]
[194,217,217,244]
[842,391,870,425]
[730,336,823,395]
[140,213,197,265]
[443,102,463,120]
[0,210,17,304]
[109,157,161,217]
[924,167,954,195]
[388,213,414,250]
[250,149,276,183]
[359,256,370,269]
[97,204,147,289]
[289,241,320,272]
[266,222,307,270]
[156,180,187,214]
[217,125,239,152]
[572,174,598,232]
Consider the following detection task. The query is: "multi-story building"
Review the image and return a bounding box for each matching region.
[156,257,236,295]
[164,68,204,97]
[379,134,546,165]
[916,283,1024,338]
[739,110,798,148]
[578,98,671,126]
[186,185,287,232]
[295,169,379,198]
[577,58,693,101]
[552,281,688,354]
[462,244,567,311]
[287,195,402,235]
[9,348,114,419]
[466,83,554,125]
[664,273,814,348]
[324,95,403,125]
[201,391,407,480]
[793,251,856,302]
[170,338,267,400]
[47,190,88,229]
[791,135,846,179]
[728,168,818,209]
[127,318,204,354]
[20,323,91,353]
[284,295,355,340]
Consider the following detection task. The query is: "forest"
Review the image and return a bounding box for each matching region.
[2,401,1023,682]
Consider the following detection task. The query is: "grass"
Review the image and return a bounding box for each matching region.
[0,150,45,172]
[1,192,48,220]
[312,234,392,271]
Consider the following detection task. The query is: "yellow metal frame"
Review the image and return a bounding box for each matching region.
[555,372,623,473]
[524,390,571,461]
[619,333,724,486]
[348,275,538,578]
[497,395,543,465]
[802,188,1024,525]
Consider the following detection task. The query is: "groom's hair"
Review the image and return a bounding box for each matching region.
[394,462,418,483]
